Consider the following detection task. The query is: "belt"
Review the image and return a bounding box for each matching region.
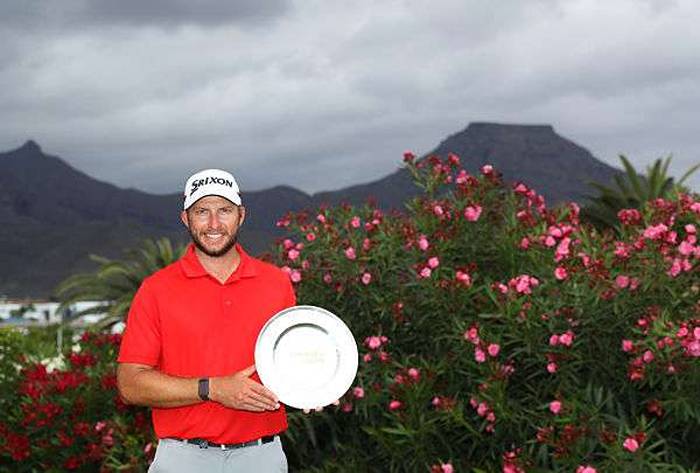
[172,435,276,450]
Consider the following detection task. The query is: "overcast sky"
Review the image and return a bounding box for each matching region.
[1,0,699,195]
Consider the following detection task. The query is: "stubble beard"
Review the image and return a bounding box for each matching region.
[188,227,241,257]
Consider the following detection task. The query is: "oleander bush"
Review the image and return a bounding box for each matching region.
[1,153,698,472]
[273,154,700,472]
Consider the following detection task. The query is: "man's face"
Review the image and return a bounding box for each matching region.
[181,196,245,257]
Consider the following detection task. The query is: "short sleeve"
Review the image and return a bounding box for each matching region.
[117,278,162,366]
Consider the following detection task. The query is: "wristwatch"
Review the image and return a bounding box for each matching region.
[198,378,210,401]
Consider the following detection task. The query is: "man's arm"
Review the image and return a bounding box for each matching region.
[117,363,280,411]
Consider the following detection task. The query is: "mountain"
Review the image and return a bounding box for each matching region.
[0,123,619,298]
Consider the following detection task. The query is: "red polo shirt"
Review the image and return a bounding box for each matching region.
[118,243,294,443]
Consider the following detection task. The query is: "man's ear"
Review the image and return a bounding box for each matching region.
[238,206,246,227]
[180,210,189,229]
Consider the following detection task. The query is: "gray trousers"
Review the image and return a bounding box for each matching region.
[148,436,288,472]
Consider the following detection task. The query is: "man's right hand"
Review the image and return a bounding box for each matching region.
[209,365,280,412]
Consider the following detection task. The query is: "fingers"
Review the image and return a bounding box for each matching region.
[248,382,279,405]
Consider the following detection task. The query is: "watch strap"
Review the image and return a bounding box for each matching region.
[198,378,209,401]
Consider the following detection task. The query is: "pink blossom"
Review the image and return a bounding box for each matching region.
[544,235,557,247]
[615,275,630,289]
[559,331,574,347]
[622,340,634,352]
[419,267,432,278]
[287,248,300,260]
[687,340,700,357]
[549,400,562,414]
[487,343,501,357]
[305,232,316,242]
[341,402,353,413]
[301,260,310,270]
[428,257,440,269]
[433,205,445,216]
[481,164,493,175]
[350,216,361,228]
[679,241,695,256]
[407,368,420,381]
[290,270,302,283]
[642,350,654,363]
[477,402,489,416]
[576,466,597,473]
[464,326,479,344]
[316,213,326,223]
[667,258,682,277]
[549,334,559,346]
[464,205,483,222]
[519,237,530,250]
[283,239,296,250]
[361,272,372,285]
[362,353,372,363]
[366,336,382,350]
[554,267,568,280]
[474,347,486,363]
[440,463,454,473]
[623,437,640,452]
[345,247,357,260]
[643,223,668,240]
[418,235,430,251]
[547,362,558,373]
[323,273,333,284]
[686,223,697,234]
[353,386,365,399]
[456,270,472,286]
[388,400,402,411]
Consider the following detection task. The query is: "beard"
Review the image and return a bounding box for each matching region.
[188,227,241,257]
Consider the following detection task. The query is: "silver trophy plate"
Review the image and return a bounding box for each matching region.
[254,305,358,409]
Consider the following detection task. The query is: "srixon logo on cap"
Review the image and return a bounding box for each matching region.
[190,176,235,196]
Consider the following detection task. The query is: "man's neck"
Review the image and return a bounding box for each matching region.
[194,245,241,283]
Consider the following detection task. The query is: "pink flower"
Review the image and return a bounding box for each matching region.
[576,466,597,473]
[544,235,557,247]
[350,216,361,228]
[408,368,420,381]
[441,463,454,473]
[290,270,302,283]
[615,275,630,289]
[352,386,365,399]
[623,437,639,452]
[418,235,430,251]
[554,267,568,280]
[419,267,432,278]
[388,400,402,411]
[464,205,483,222]
[94,421,107,432]
[519,237,530,250]
[481,164,493,175]
[559,331,574,347]
[428,257,440,269]
[433,205,444,216]
[323,273,333,284]
[549,400,562,414]
[345,247,357,260]
[287,248,300,260]
[474,347,486,363]
[464,326,479,344]
[366,336,382,350]
[642,350,654,363]
[487,343,501,357]
[549,334,559,346]
[361,272,372,285]
[643,223,668,240]
[282,239,295,249]
[477,402,489,416]
[305,232,316,242]
[316,214,326,223]
[362,353,372,363]
[546,362,558,373]
[455,270,472,286]
[622,339,634,352]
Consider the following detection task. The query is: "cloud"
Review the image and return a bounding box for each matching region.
[0,0,698,194]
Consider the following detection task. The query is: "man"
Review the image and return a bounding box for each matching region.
[117,168,294,472]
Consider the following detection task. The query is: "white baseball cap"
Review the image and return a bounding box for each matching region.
[183,168,242,210]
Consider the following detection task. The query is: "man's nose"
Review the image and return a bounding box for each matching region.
[208,213,223,229]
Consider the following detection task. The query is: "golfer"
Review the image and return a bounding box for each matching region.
[117,168,294,472]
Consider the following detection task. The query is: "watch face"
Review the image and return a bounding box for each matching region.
[255,305,358,409]
[199,378,209,401]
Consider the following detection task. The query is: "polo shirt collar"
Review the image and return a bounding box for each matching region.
[179,243,258,282]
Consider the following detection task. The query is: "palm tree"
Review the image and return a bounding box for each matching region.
[56,237,186,330]
[582,155,699,232]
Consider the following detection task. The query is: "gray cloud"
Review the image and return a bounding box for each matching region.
[0,0,699,195]
[0,0,290,29]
